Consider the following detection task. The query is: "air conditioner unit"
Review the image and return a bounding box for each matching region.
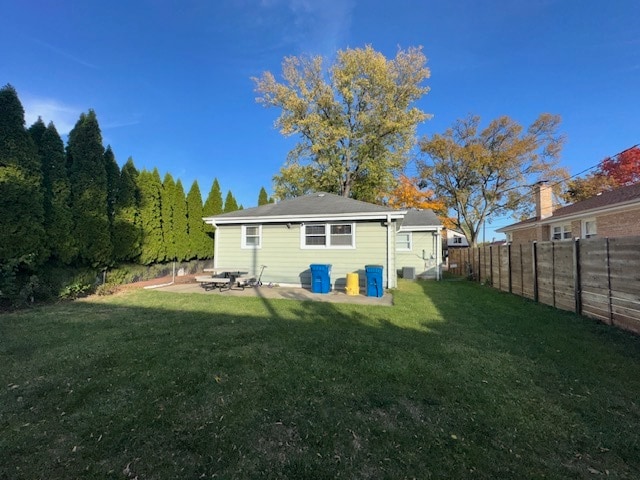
[402,266,416,280]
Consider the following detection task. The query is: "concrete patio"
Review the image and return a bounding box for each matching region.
[150,280,393,306]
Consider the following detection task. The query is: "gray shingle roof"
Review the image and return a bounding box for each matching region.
[551,182,640,218]
[206,192,401,222]
[498,182,640,232]
[400,209,442,228]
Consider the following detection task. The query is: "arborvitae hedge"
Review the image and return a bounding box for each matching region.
[113,158,142,262]
[186,180,211,259]
[67,110,112,267]
[29,119,75,264]
[0,84,46,265]
[138,168,165,264]
[173,179,190,261]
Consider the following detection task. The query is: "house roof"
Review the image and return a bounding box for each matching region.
[204,192,407,225]
[398,209,442,230]
[497,182,640,232]
[495,216,538,232]
[551,182,640,219]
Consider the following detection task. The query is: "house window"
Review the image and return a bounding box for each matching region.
[505,232,513,243]
[396,232,412,251]
[242,225,262,248]
[302,223,355,248]
[551,224,572,241]
[304,225,326,246]
[453,236,463,244]
[583,219,597,239]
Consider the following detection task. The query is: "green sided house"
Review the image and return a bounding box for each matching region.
[203,192,443,290]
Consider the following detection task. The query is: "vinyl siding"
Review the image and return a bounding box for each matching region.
[396,231,440,278]
[215,221,395,288]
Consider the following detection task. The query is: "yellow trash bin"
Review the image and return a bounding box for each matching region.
[345,272,359,296]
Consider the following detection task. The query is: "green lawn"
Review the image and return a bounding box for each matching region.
[1,280,639,479]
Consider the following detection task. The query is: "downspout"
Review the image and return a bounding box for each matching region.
[212,221,219,269]
[386,213,393,288]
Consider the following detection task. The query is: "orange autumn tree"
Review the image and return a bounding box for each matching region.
[387,174,455,228]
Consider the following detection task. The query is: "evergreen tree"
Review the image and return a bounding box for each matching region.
[203,178,223,234]
[0,84,46,264]
[67,110,112,267]
[113,158,142,262]
[29,119,74,264]
[223,190,239,213]
[258,186,270,206]
[138,168,165,264]
[161,173,177,260]
[104,145,120,232]
[186,180,211,259]
[173,179,190,261]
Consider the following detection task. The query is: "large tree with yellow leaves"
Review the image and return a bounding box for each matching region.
[253,45,431,203]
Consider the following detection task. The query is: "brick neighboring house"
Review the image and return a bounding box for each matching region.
[497,181,640,243]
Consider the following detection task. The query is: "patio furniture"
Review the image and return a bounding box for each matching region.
[197,268,250,291]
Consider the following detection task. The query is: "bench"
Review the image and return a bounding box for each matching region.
[195,275,231,291]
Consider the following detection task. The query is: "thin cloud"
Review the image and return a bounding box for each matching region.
[31,37,99,70]
[102,118,142,130]
[259,0,355,55]
[22,97,82,135]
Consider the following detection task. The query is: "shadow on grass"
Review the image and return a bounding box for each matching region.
[1,281,640,479]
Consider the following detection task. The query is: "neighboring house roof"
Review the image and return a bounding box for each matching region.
[496,216,538,232]
[398,209,442,231]
[204,192,407,225]
[551,182,640,219]
[497,182,640,232]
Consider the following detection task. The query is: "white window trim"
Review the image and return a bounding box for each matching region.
[300,222,356,249]
[582,218,597,239]
[551,223,572,241]
[241,224,262,249]
[396,232,412,251]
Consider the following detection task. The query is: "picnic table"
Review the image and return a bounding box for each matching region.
[196,268,250,291]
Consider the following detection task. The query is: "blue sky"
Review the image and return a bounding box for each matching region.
[3,0,639,241]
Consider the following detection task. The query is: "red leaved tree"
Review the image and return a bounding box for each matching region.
[564,146,640,203]
[600,146,640,185]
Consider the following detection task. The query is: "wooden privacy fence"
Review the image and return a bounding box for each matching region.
[448,237,640,335]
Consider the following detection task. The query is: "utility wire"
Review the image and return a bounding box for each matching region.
[417,143,639,230]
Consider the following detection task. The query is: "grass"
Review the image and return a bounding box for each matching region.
[1,280,639,479]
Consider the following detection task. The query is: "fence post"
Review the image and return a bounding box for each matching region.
[532,241,538,303]
[552,241,556,308]
[606,237,614,325]
[573,238,581,314]
[497,245,501,289]
[489,245,494,287]
[519,243,524,296]
[508,243,512,294]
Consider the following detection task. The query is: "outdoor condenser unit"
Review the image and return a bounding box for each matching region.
[402,266,416,280]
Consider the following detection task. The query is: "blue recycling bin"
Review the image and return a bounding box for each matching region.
[310,264,332,294]
[365,265,384,297]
